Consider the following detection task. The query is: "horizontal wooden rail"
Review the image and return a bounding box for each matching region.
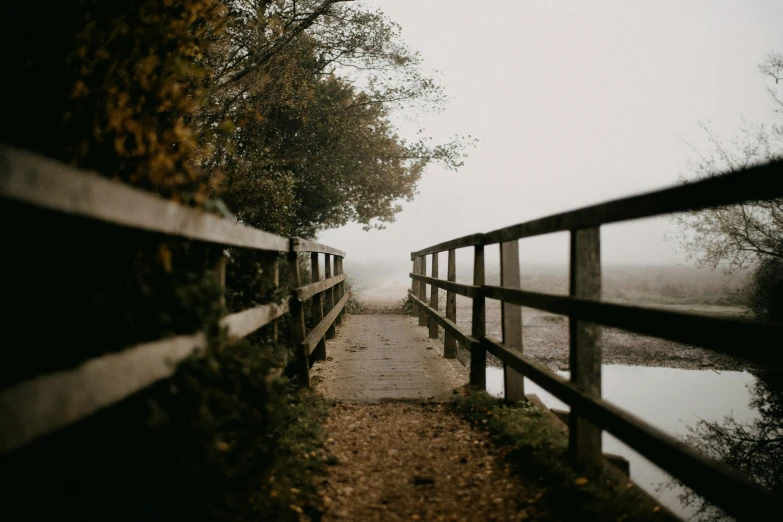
[411,233,484,259]
[219,300,290,340]
[0,145,290,252]
[408,291,477,348]
[411,158,783,256]
[409,273,478,298]
[297,273,346,302]
[292,237,346,258]
[302,291,350,355]
[481,336,783,521]
[482,285,783,367]
[0,300,290,455]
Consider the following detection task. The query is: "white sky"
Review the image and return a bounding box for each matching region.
[319,0,783,272]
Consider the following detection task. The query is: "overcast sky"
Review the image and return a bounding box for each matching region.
[319,0,783,272]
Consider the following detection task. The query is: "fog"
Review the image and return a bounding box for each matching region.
[318,0,783,291]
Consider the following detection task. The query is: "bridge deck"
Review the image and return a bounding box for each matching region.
[314,314,467,402]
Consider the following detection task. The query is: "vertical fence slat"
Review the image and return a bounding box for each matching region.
[470,245,486,388]
[411,257,419,316]
[429,253,439,339]
[444,249,457,358]
[324,253,335,339]
[501,240,524,402]
[418,255,428,326]
[334,256,343,326]
[288,249,309,386]
[310,252,326,361]
[569,227,602,469]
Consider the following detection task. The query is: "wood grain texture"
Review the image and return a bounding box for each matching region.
[500,241,524,402]
[429,253,439,339]
[291,237,346,257]
[324,254,335,340]
[302,291,350,355]
[444,249,457,358]
[288,251,309,386]
[0,145,290,252]
[311,253,326,361]
[569,228,602,469]
[0,332,207,455]
[470,245,486,388]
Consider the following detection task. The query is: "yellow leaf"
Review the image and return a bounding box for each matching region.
[574,477,588,486]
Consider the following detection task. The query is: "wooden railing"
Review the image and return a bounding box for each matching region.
[409,158,783,521]
[0,145,347,455]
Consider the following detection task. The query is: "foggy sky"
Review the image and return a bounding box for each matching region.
[319,0,783,271]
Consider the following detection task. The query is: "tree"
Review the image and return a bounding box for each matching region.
[200,0,472,237]
[673,53,783,319]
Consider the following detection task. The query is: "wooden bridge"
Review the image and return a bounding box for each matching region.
[1,144,783,520]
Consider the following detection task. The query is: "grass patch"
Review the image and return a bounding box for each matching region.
[451,388,679,521]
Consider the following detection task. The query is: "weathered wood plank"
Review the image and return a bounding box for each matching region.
[407,291,477,350]
[569,228,603,469]
[410,274,478,298]
[0,145,290,252]
[410,258,419,316]
[219,301,290,340]
[500,240,524,402]
[324,254,335,340]
[410,233,485,259]
[470,245,486,388]
[429,253,439,339]
[334,256,344,326]
[296,273,346,302]
[444,249,457,359]
[310,253,326,361]
[481,285,783,368]
[291,237,346,258]
[481,336,783,521]
[0,332,207,455]
[481,158,783,245]
[418,256,428,327]
[288,250,309,386]
[302,291,350,355]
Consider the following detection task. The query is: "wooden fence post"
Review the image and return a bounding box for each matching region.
[215,250,227,306]
[429,253,439,339]
[501,240,524,402]
[411,257,419,316]
[288,248,309,386]
[569,227,602,469]
[261,253,279,341]
[324,253,335,339]
[334,256,343,326]
[444,249,457,358]
[418,255,428,326]
[310,252,326,361]
[470,244,486,388]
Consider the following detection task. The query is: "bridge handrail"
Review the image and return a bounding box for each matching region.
[408,157,783,521]
[412,159,783,258]
[0,145,347,455]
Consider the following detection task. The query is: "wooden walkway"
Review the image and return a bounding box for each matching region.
[314,314,467,402]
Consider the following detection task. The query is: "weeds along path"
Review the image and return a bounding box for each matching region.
[319,402,545,521]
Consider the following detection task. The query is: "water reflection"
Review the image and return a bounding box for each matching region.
[486,365,775,518]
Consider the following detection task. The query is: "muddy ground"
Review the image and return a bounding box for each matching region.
[358,299,758,373]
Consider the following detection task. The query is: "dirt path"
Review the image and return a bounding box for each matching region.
[314,314,467,402]
[319,403,545,521]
